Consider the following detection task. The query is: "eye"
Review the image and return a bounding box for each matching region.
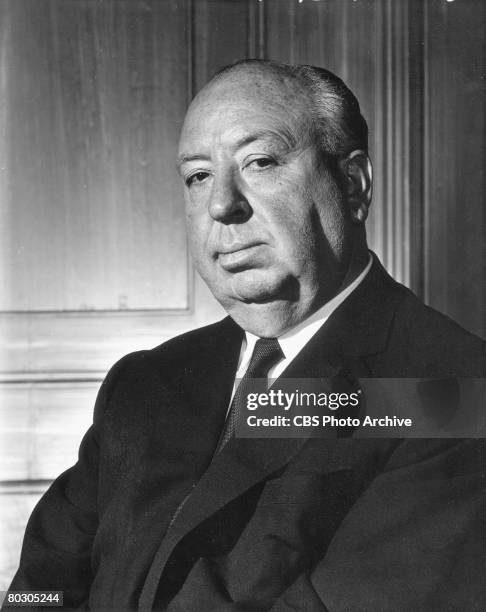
[185,171,210,187]
[246,157,276,171]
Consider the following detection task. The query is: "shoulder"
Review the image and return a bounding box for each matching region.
[150,316,241,361]
[348,255,485,376]
[91,317,241,427]
[383,284,485,376]
[100,316,241,392]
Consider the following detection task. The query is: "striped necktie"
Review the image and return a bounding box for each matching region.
[215,337,284,454]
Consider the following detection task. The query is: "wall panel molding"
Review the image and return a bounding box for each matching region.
[1,0,193,314]
[0,0,226,379]
[0,380,99,481]
[0,278,225,378]
[248,0,266,59]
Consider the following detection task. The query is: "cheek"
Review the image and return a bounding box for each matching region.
[185,214,208,263]
[184,187,209,224]
[263,183,322,253]
[185,191,207,234]
[309,171,348,241]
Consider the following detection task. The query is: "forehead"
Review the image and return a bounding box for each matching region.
[178,69,315,155]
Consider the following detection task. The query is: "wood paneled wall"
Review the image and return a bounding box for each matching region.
[0,0,484,589]
[1,0,190,313]
[423,0,485,337]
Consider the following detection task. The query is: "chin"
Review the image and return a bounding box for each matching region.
[227,270,291,303]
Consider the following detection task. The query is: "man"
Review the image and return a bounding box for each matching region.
[7,60,486,610]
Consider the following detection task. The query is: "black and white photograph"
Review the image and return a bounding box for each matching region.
[0,0,485,610]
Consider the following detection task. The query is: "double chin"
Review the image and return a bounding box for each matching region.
[216,272,317,336]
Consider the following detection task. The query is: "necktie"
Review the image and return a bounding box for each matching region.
[215,337,284,454]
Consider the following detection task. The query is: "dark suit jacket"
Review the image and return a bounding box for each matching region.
[8,256,486,611]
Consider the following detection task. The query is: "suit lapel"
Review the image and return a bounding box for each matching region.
[163,317,244,475]
[139,253,405,609]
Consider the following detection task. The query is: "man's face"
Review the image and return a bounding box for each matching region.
[178,69,354,316]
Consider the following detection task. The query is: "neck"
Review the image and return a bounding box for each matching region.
[226,299,314,338]
[226,248,370,337]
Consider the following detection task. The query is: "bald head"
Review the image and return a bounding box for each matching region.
[201,59,368,160]
[179,63,317,172]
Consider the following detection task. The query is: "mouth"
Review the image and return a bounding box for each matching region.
[216,243,266,271]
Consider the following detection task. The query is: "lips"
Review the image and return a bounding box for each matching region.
[217,243,266,271]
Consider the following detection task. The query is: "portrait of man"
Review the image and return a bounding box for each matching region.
[1,1,485,611]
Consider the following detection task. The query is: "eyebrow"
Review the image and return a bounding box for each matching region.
[233,129,297,150]
[177,128,297,170]
[177,152,210,169]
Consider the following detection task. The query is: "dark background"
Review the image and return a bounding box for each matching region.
[0,0,484,588]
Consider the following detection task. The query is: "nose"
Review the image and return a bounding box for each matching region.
[208,171,252,223]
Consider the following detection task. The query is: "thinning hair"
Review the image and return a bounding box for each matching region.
[213,59,368,159]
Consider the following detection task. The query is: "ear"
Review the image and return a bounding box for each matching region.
[338,150,372,224]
